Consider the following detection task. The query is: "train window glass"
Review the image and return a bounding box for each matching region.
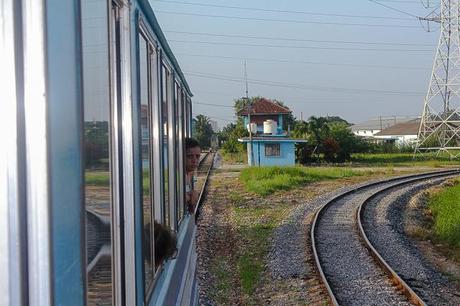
[139,34,154,290]
[81,0,113,304]
[175,83,184,223]
[161,65,170,227]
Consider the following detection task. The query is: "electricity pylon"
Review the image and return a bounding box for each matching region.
[415,0,460,158]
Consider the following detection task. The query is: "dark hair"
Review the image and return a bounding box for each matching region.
[143,221,177,267]
[185,137,200,150]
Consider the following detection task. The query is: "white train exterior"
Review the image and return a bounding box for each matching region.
[1,0,198,305]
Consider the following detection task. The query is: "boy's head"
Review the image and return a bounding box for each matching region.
[185,137,201,173]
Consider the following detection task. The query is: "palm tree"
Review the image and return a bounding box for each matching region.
[194,114,213,148]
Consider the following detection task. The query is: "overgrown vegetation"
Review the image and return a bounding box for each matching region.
[428,179,460,247]
[240,166,360,196]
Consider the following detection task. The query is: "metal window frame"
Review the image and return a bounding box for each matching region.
[21,0,53,304]
[137,21,163,300]
[160,62,170,226]
[187,97,193,137]
[138,17,163,231]
[109,0,137,305]
[167,70,178,231]
[175,83,186,224]
[0,1,27,305]
[137,29,155,292]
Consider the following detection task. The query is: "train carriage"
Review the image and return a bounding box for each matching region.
[1,0,198,305]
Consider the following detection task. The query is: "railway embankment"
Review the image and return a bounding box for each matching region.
[406,178,460,286]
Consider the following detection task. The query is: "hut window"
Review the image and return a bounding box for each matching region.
[265,143,280,157]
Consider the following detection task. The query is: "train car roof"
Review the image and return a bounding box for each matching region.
[139,0,193,97]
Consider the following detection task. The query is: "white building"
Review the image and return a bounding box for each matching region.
[373,119,420,146]
[351,117,417,139]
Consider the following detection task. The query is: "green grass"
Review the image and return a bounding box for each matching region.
[233,205,289,297]
[86,170,151,195]
[222,151,247,164]
[209,257,234,304]
[240,166,360,196]
[351,153,460,167]
[85,171,109,186]
[428,180,460,247]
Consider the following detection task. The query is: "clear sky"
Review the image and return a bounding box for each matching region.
[149,0,441,128]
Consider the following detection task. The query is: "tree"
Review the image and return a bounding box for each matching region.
[292,115,362,164]
[292,120,315,164]
[84,121,109,168]
[194,114,214,148]
[218,119,247,154]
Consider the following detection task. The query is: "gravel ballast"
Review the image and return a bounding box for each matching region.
[362,176,460,305]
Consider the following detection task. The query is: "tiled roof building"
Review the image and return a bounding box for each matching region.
[237,98,291,116]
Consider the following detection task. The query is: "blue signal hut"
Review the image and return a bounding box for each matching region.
[237,98,307,166]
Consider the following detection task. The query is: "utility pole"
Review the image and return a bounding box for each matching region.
[416,0,460,158]
[244,61,254,165]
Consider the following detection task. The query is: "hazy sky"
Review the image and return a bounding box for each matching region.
[149,0,441,128]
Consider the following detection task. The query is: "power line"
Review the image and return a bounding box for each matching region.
[152,0,415,20]
[367,0,420,18]
[193,98,394,108]
[175,53,430,71]
[169,39,432,52]
[155,10,421,28]
[184,70,425,96]
[194,101,234,108]
[207,116,235,122]
[165,30,435,47]
[192,113,235,122]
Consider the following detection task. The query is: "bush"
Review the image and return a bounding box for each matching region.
[222,138,244,154]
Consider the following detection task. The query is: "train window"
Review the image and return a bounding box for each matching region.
[161,64,170,227]
[175,83,185,223]
[138,34,155,290]
[81,0,113,304]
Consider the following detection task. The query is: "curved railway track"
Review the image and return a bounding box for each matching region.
[311,169,460,306]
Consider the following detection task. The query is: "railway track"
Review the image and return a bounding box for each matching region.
[311,169,460,306]
[194,150,216,217]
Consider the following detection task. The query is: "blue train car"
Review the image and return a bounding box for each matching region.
[1,0,198,305]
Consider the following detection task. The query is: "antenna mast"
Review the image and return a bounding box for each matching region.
[244,60,255,165]
[415,0,460,158]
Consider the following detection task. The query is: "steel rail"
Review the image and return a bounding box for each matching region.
[356,169,460,306]
[194,150,215,219]
[310,168,460,306]
[197,149,211,169]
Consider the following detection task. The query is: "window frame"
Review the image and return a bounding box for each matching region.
[265,143,281,157]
